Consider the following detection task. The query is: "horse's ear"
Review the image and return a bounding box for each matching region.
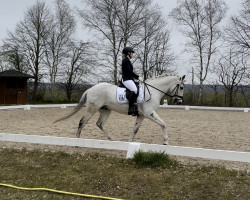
[182,75,186,81]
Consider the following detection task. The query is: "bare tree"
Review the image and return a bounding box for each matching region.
[138,29,175,79]
[78,0,156,84]
[115,0,150,47]
[63,41,94,101]
[43,0,76,101]
[4,1,52,100]
[170,0,227,105]
[225,0,250,54]
[136,5,175,80]
[223,0,250,106]
[78,0,122,84]
[215,47,247,106]
[0,48,7,71]
[0,45,27,72]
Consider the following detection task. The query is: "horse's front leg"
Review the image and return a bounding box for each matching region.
[146,111,168,145]
[129,115,145,142]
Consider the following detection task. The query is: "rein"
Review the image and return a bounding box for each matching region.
[143,81,183,102]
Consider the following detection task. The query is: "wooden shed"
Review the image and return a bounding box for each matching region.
[0,70,33,105]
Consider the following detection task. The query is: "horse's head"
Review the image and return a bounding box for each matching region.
[171,75,185,105]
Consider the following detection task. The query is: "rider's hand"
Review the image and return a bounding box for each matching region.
[139,77,143,82]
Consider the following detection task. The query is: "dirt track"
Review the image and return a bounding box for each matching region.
[0,107,250,171]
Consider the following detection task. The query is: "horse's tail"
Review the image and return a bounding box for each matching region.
[53,91,87,123]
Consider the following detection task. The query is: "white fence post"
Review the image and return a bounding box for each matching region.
[126,143,141,159]
[24,105,30,110]
[60,104,67,109]
[185,106,190,110]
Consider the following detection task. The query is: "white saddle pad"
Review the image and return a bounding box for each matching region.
[116,86,144,104]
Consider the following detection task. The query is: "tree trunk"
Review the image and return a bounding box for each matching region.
[192,67,195,104]
[32,78,39,101]
[65,82,73,101]
[114,56,118,85]
[229,90,233,107]
[198,81,203,106]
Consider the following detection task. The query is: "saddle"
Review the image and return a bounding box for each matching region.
[116,81,144,104]
[117,80,139,100]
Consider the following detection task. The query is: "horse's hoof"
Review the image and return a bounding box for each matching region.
[163,142,168,145]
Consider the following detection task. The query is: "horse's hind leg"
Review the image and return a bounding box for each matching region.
[76,105,97,138]
[96,108,113,140]
[129,115,145,142]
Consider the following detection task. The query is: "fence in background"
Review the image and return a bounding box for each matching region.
[0,104,76,110]
[160,104,250,112]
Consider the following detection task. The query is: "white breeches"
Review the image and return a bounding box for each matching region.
[122,80,138,94]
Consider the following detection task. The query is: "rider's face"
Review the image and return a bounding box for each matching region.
[128,52,133,59]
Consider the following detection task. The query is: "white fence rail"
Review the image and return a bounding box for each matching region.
[160,105,250,112]
[0,104,249,112]
[0,133,249,163]
[0,104,77,110]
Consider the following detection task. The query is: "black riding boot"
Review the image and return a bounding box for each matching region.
[128,91,139,116]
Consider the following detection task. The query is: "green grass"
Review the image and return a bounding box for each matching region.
[0,148,249,200]
[131,150,179,168]
[28,88,85,104]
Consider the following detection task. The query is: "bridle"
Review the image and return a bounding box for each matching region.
[142,81,184,102]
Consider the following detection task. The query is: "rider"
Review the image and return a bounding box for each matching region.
[122,46,142,116]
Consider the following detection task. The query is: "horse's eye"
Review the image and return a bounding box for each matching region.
[180,87,183,90]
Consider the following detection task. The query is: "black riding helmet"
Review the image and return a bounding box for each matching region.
[122,47,134,55]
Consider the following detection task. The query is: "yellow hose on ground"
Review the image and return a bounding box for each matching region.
[0,183,126,200]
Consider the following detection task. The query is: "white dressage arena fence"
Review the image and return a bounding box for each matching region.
[0,133,249,163]
[160,105,250,112]
[0,104,249,112]
[0,104,77,110]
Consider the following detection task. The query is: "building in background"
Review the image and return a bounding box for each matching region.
[0,70,33,105]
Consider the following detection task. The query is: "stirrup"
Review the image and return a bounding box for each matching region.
[132,111,139,116]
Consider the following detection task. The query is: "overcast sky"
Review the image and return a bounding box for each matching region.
[0,0,242,40]
[0,0,244,82]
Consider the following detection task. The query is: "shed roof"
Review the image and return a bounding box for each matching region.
[0,70,34,78]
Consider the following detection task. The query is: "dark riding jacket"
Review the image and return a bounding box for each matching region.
[122,56,139,81]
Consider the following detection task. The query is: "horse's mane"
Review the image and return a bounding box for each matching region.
[146,73,177,81]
